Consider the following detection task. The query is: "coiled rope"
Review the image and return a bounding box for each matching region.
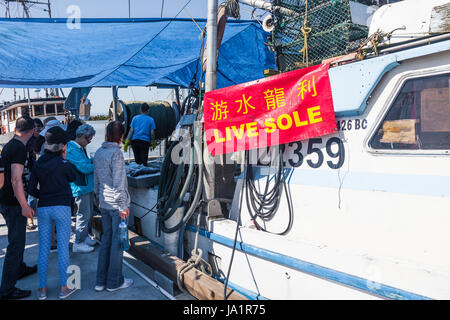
[224,0,240,19]
[176,213,213,294]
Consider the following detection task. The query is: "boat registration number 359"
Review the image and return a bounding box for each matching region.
[282,136,345,169]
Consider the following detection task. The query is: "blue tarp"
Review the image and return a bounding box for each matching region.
[0,18,275,89]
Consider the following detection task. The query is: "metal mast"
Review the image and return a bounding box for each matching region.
[4,0,52,19]
[203,0,219,203]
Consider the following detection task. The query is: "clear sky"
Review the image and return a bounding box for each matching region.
[0,0,265,115]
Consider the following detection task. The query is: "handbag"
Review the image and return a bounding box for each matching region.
[73,167,87,186]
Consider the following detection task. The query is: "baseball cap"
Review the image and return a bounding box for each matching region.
[40,119,65,137]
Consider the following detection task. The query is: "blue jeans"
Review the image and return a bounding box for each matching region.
[95,208,124,289]
[0,204,27,297]
[37,206,71,288]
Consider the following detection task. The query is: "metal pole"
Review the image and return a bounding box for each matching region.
[112,86,119,121]
[5,1,9,18]
[238,0,296,16]
[205,0,218,93]
[47,0,51,18]
[26,88,31,116]
[203,0,218,202]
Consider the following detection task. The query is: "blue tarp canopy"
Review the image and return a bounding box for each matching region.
[0,18,275,89]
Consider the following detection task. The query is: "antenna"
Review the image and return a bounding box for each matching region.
[4,0,52,19]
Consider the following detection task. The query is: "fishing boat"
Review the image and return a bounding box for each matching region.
[0,0,449,301]
[126,0,450,300]
[0,96,66,134]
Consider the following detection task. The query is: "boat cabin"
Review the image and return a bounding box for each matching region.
[0,97,66,134]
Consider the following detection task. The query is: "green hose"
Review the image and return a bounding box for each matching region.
[159,143,195,226]
[160,140,203,234]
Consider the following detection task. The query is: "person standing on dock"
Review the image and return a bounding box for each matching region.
[25,118,44,231]
[123,103,156,166]
[67,124,97,253]
[28,126,77,300]
[0,116,37,300]
[79,94,91,122]
[93,121,133,292]
[66,119,83,141]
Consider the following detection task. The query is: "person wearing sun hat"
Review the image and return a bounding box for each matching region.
[37,118,67,154]
[28,126,78,300]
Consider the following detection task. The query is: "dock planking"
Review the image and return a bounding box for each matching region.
[128,230,247,301]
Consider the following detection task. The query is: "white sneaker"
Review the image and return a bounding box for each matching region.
[72,242,95,253]
[84,236,97,247]
[106,278,133,292]
[94,285,105,292]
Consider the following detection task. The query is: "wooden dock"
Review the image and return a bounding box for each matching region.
[128,230,247,301]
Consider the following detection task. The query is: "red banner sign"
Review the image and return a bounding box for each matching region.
[204,64,337,156]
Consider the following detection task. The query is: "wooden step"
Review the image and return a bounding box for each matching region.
[128,230,247,301]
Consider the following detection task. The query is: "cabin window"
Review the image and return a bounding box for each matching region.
[8,108,18,121]
[56,103,65,114]
[369,73,450,150]
[45,103,56,115]
[21,106,30,117]
[34,104,44,116]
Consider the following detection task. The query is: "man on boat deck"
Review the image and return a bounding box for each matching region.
[0,116,37,300]
[123,103,156,167]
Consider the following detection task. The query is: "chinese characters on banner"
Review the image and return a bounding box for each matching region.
[204,64,337,156]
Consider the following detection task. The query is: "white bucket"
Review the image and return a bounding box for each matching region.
[163,206,184,256]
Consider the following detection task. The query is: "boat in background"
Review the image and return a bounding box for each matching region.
[0,97,66,135]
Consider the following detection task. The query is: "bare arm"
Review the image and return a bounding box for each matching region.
[150,129,155,141]
[11,163,34,218]
[125,127,134,142]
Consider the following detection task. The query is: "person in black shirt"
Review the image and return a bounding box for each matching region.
[25,118,44,230]
[0,116,37,300]
[0,155,4,189]
[28,118,44,160]
[28,126,77,299]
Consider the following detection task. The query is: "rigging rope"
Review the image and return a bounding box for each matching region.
[299,0,311,67]
[91,0,193,86]
[223,0,240,19]
[176,0,203,33]
[224,151,247,300]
